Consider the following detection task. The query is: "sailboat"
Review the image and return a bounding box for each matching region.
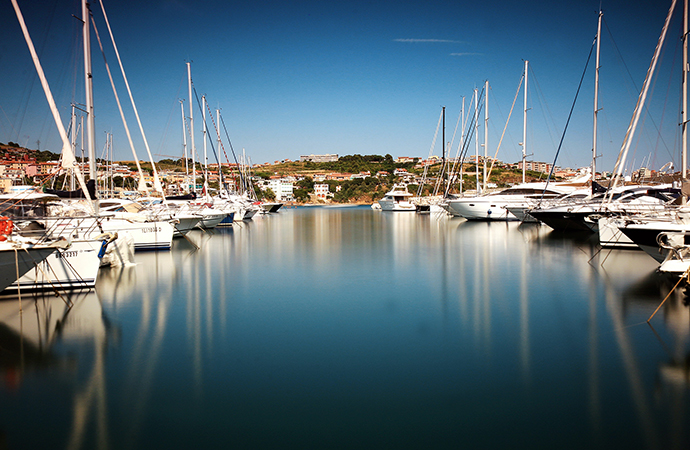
[10,0,176,255]
[614,0,690,275]
[445,73,590,220]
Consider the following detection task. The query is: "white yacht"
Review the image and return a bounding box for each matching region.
[377,185,416,211]
[446,181,582,220]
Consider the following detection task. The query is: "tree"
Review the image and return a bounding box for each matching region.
[262,188,276,201]
[293,188,309,202]
[296,176,314,191]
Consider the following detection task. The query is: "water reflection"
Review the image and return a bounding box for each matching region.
[0,207,689,449]
[0,290,113,449]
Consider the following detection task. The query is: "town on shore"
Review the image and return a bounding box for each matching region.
[1,143,654,205]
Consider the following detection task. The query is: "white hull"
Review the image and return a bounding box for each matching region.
[377,185,416,211]
[377,199,416,211]
[0,242,65,293]
[47,216,175,251]
[5,239,102,293]
[446,198,517,220]
[597,217,637,249]
[172,215,202,236]
[200,211,227,229]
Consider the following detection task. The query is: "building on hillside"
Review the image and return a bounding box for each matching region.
[300,154,339,163]
[314,183,329,198]
[325,172,352,181]
[395,156,417,163]
[517,160,556,174]
[38,161,59,175]
[266,178,295,201]
[351,171,371,179]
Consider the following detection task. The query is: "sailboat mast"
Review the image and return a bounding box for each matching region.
[460,97,465,195]
[180,100,189,189]
[82,0,96,180]
[606,0,677,201]
[187,62,196,194]
[683,0,688,199]
[217,108,224,194]
[484,80,489,192]
[202,94,208,197]
[474,88,479,194]
[70,104,77,190]
[442,105,446,194]
[593,11,602,183]
[522,60,528,184]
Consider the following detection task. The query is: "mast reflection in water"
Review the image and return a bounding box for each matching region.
[0,206,688,449]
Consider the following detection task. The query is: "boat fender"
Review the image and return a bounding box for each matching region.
[0,216,13,241]
[95,232,119,258]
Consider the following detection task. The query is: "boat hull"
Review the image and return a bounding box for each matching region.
[378,199,416,211]
[0,244,63,293]
[5,239,102,293]
[446,199,515,220]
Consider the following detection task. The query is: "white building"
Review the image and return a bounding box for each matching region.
[300,154,339,163]
[314,183,329,198]
[267,178,295,201]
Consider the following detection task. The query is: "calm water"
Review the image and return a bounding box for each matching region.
[1,206,689,449]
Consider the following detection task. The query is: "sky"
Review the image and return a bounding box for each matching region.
[0,0,684,172]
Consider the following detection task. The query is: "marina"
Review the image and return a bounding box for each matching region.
[0,206,688,449]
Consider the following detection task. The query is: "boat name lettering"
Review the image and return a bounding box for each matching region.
[142,226,161,233]
[58,251,79,258]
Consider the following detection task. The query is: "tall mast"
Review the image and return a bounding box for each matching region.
[484,80,489,192]
[460,97,465,195]
[593,11,602,184]
[683,0,688,202]
[217,108,224,194]
[11,0,92,206]
[474,88,480,194]
[522,60,528,184]
[70,104,77,190]
[187,62,196,194]
[442,105,446,194]
[606,0,677,201]
[202,94,208,197]
[82,0,96,180]
[180,100,189,190]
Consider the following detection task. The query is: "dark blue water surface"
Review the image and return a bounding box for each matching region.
[1,206,689,449]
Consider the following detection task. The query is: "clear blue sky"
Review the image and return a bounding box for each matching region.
[0,0,682,172]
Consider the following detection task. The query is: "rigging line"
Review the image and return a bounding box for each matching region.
[89,13,148,194]
[603,15,673,162]
[450,93,483,194]
[628,20,676,172]
[13,0,60,145]
[445,103,467,196]
[219,114,247,190]
[540,37,596,203]
[156,75,188,159]
[528,65,559,152]
[202,101,231,174]
[202,100,234,191]
[486,74,523,183]
[650,30,681,165]
[191,88,224,188]
[607,0,677,200]
[155,77,186,158]
[98,0,163,196]
[417,109,443,197]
